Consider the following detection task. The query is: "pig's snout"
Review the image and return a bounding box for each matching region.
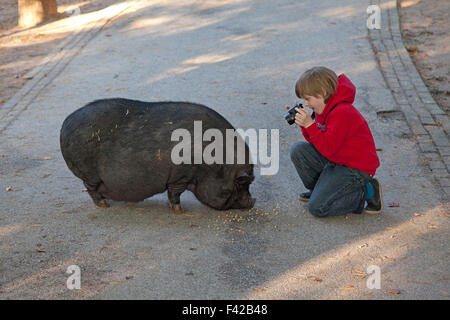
[232,196,255,209]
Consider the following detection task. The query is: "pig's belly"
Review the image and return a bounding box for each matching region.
[97,165,169,202]
[98,181,166,202]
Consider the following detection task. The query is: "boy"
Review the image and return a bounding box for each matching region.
[289,66,382,217]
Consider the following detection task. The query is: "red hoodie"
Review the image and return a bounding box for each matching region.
[301,74,380,175]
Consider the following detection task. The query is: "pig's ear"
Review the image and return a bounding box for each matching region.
[235,172,253,185]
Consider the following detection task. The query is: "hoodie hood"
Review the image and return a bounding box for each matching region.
[320,74,356,118]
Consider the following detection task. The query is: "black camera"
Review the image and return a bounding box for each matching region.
[284,103,304,125]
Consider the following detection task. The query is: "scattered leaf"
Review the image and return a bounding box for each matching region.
[382,256,396,262]
[253,287,266,292]
[352,270,368,278]
[387,289,401,295]
[125,276,134,280]
[388,202,400,207]
[406,46,417,53]
[307,276,322,282]
[414,213,423,217]
[376,148,383,151]
[343,285,355,290]
[428,224,443,229]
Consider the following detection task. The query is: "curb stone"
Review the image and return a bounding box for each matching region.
[0,1,139,134]
[368,0,450,197]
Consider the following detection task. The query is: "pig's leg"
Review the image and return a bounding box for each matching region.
[167,184,186,214]
[83,181,110,208]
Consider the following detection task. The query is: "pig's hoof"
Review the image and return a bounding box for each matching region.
[95,199,110,208]
[170,203,184,214]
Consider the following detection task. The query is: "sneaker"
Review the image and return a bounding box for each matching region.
[299,191,312,202]
[363,178,383,214]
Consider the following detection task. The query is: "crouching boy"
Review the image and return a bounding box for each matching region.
[290,66,383,217]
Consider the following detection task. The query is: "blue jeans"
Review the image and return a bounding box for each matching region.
[290,142,372,217]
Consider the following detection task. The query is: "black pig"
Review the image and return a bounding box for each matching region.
[60,98,255,213]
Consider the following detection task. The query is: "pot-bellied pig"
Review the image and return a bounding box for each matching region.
[60,98,256,213]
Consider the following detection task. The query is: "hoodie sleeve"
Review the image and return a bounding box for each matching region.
[303,106,352,158]
[300,126,312,143]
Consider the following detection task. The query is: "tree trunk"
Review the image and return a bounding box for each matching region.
[18,0,58,28]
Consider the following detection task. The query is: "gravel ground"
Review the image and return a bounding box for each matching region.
[0,0,448,300]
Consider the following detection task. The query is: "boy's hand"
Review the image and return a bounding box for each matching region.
[295,108,314,128]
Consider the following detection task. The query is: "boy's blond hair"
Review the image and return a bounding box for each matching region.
[295,66,338,103]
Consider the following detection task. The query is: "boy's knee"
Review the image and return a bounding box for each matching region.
[290,141,311,162]
[307,200,330,218]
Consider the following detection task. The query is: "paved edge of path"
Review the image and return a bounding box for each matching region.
[0,0,138,134]
[369,0,450,197]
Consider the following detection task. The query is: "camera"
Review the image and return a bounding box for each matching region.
[284,103,304,125]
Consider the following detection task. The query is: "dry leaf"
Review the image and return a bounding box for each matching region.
[352,270,368,278]
[406,46,417,53]
[387,289,401,295]
[307,276,322,282]
[428,225,443,229]
[253,287,266,292]
[382,256,396,262]
[343,285,355,290]
[388,202,400,207]
[414,213,423,217]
